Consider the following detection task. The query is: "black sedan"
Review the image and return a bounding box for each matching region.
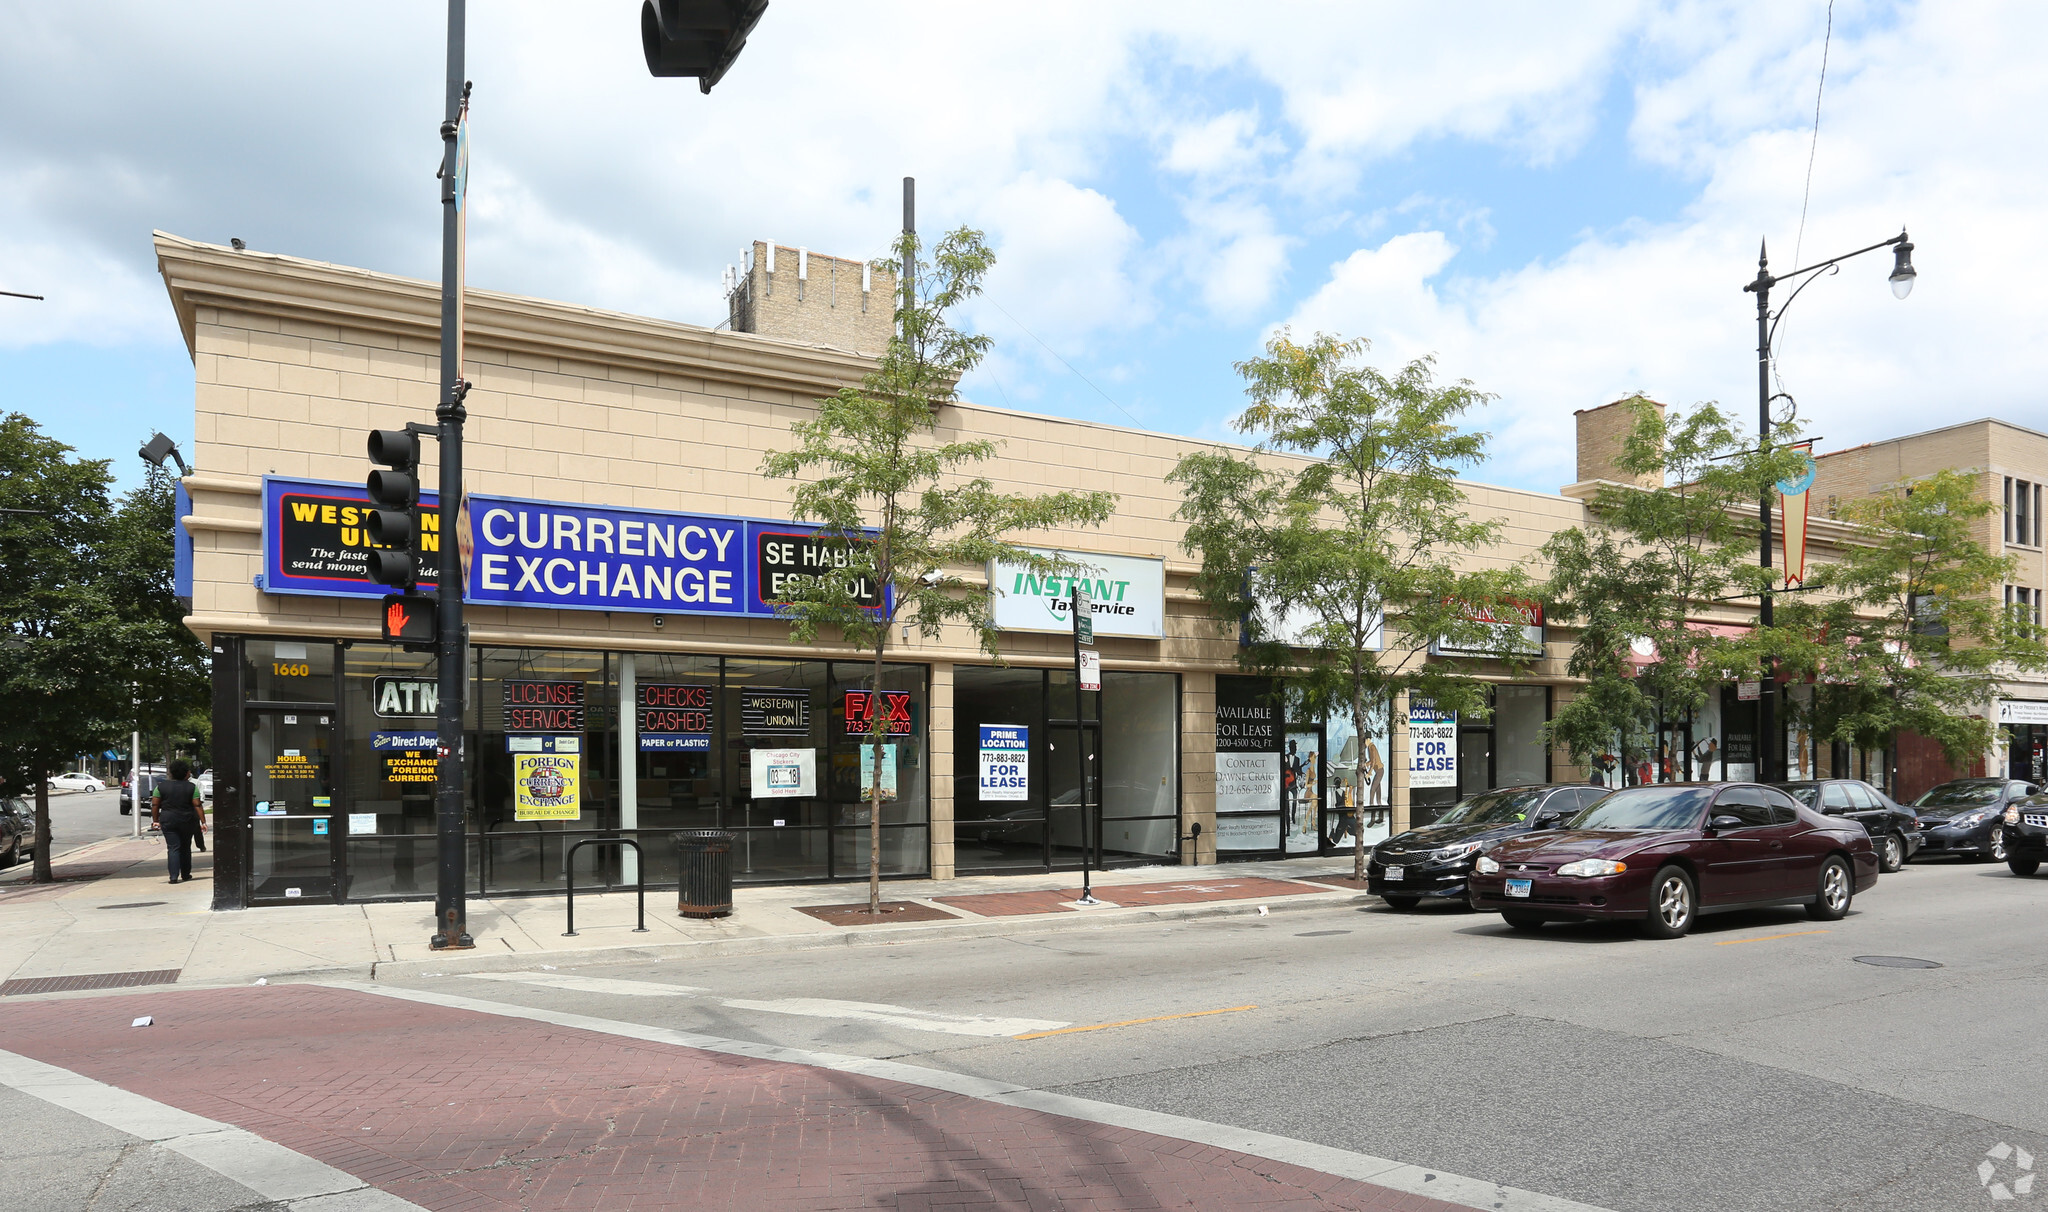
[1912,779,2037,861]
[1368,784,1601,910]
[1775,780,1920,873]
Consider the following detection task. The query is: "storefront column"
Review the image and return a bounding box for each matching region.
[1183,672,1216,866]
[1391,692,1412,835]
[209,636,247,911]
[618,653,638,884]
[928,662,954,879]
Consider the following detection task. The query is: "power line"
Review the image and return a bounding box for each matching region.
[981,295,1145,429]
[1791,0,1835,270]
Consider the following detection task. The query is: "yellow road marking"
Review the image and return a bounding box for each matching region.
[1715,929,1830,946]
[1014,1004,1256,1040]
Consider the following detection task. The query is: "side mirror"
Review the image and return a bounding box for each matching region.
[1708,814,1745,832]
[1533,812,1563,828]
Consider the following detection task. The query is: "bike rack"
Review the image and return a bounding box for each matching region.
[562,837,650,937]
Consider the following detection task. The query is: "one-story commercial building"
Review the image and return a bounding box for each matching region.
[159,232,1859,911]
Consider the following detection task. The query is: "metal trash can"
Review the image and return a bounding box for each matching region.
[674,829,734,918]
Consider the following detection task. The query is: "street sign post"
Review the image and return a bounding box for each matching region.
[1071,581,1098,905]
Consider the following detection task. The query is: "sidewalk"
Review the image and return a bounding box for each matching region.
[0,839,1377,992]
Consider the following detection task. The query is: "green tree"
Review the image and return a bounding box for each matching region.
[1171,333,1531,880]
[0,414,136,880]
[1539,397,1803,781]
[104,462,211,761]
[763,227,1117,912]
[1769,469,2048,768]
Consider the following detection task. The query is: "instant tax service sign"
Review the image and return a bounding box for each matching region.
[987,549,1164,639]
[978,725,1029,801]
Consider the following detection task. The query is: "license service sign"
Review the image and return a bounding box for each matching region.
[988,549,1165,639]
[1408,700,1457,789]
[978,725,1029,801]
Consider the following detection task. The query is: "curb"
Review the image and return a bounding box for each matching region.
[367,889,1380,979]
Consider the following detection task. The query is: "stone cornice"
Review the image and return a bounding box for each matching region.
[153,231,881,399]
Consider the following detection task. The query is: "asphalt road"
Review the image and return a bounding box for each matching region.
[20,789,151,863]
[385,856,2048,1212]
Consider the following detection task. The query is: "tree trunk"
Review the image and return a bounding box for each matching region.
[31,766,53,883]
[1353,691,1368,883]
[870,637,886,914]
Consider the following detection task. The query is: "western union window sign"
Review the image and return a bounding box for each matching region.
[987,548,1165,639]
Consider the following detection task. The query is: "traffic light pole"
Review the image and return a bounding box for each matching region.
[430,0,473,950]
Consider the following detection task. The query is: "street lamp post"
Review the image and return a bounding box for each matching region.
[1742,229,1916,783]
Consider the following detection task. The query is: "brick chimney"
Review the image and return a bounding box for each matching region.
[726,241,896,357]
[1574,396,1666,489]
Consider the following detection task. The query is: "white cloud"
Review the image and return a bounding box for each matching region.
[1280,1,2048,492]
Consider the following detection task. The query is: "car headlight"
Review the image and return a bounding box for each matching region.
[1474,855,1501,875]
[1556,859,1627,878]
[2006,807,2021,825]
[1952,812,1988,828]
[1434,842,1481,862]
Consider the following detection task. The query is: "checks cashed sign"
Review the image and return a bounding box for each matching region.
[988,549,1165,639]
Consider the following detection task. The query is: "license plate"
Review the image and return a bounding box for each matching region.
[1384,866,1405,883]
[1506,878,1532,898]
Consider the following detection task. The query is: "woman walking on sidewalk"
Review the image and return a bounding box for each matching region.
[151,760,204,884]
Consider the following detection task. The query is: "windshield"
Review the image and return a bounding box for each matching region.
[1437,789,1546,826]
[1568,786,1711,832]
[1913,782,2002,808]
[1779,784,1820,807]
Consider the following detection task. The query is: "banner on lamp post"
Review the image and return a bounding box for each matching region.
[1777,448,1818,588]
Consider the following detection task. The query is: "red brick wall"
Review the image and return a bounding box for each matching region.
[1894,730,1984,802]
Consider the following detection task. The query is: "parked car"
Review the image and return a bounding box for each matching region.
[1911,778,2036,861]
[1368,784,1603,910]
[46,772,106,793]
[1775,779,1921,873]
[2001,795,2048,876]
[1468,782,1878,939]
[0,798,35,868]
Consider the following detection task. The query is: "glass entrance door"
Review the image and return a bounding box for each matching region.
[247,709,338,902]
[1047,721,1100,869]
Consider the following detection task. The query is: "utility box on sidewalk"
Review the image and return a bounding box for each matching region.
[674,830,734,919]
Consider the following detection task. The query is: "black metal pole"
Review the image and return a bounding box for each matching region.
[1751,241,1778,785]
[431,0,473,950]
[1073,584,1093,903]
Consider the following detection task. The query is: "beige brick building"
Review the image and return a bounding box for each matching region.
[170,232,1847,912]
[1812,419,2048,786]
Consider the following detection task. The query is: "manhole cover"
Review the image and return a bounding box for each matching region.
[1854,955,1943,969]
[98,902,167,910]
[1295,930,1352,937]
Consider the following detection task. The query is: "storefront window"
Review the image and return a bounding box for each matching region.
[1214,676,1283,855]
[338,643,446,899]
[954,666,1046,870]
[475,647,612,894]
[1325,700,1392,849]
[830,661,930,877]
[245,638,336,702]
[1100,671,1178,859]
[723,657,831,880]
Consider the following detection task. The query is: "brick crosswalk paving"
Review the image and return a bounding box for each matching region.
[0,984,1468,1212]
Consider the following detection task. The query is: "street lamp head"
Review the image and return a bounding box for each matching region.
[1889,230,1916,300]
[138,432,192,477]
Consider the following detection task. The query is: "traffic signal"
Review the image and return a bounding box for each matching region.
[640,0,767,92]
[381,592,437,648]
[366,429,421,588]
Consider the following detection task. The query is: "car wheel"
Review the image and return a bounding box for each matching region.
[1640,866,1695,939]
[1383,896,1420,911]
[1502,912,1545,932]
[1806,856,1854,921]
[2009,857,2041,877]
[1879,833,1904,874]
[1990,834,2009,863]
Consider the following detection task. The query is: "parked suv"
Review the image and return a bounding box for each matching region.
[1776,779,1921,873]
[1368,784,1601,909]
[2001,794,2048,876]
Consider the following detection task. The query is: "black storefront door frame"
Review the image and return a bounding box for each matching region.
[243,705,342,904]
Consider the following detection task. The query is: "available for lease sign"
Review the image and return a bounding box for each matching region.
[1407,700,1457,789]
[978,724,1029,801]
[988,549,1164,639]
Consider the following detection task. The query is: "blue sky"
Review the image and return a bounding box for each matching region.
[4,1,2039,498]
